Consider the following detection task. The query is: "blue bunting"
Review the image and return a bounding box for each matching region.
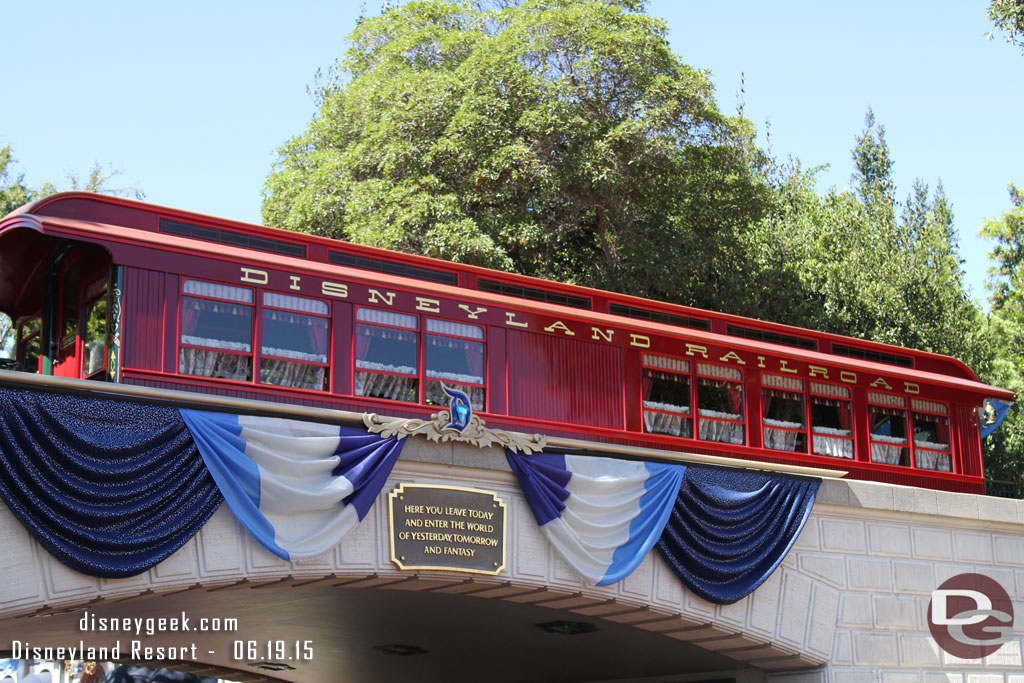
[0,387,223,578]
[656,466,820,604]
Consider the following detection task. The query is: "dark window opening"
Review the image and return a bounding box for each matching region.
[329,251,458,286]
[609,303,709,331]
[477,279,592,310]
[725,324,817,351]
[161,218,307,258]
[831,343,913,368]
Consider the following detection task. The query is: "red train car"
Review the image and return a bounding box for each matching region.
[0,193,1012,493]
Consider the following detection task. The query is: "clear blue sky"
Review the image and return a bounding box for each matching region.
[2,1,1021,304]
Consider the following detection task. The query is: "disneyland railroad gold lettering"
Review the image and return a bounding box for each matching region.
[239,267,268,284]
[321,281,349,298]
[227,263,932,402]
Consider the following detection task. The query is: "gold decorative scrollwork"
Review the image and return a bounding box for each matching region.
[363,411,546,454]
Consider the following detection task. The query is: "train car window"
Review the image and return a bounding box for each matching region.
[424,318,485,411]
[259,292,330,392]
[761,374,807,453]
[354,308,419,403]
[696,363,745,445]
[179,280,254,382]
[809,382,854,459]
[641,354,692,438]
[17,317,41,373]
[868,392,910,466]
[81,277,109,378]
[911,398,952,472]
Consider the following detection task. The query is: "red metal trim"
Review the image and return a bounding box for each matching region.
[25,209,1003,397]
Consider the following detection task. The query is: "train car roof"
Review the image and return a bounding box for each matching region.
[3,191,1008,398]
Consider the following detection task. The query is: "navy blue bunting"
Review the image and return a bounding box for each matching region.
[0,387,223,578]
[655,466,820,604]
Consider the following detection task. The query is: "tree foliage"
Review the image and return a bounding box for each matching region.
[745,112,986,367]
[263,0,769,310]
[979,187,1024,484]
[0,142,142,358]
[989,0,1024,51]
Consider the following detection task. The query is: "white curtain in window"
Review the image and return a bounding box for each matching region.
[179,348,250,381]
[915,450,952,472]
[357,308,417,329]
[425,368,485,385]
[698,409,744,445]
[643,354,690,374]
[870,434,907,464]
[184,279,253,303]
[182,335,252,353]
[643,410,692,438]
[642,400,690,415]
[762,374,804,391]
[427,318,483,339]
[355,372,417,402]
[260,358,325,391]
[264,292,329,316]
[697,363,741,381]
[812,427,854,458]
[763,418,801,452]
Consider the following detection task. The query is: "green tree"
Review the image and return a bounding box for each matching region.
[979,186,1024,487]
[263,0,769,310]
[989,0,1024,51]
[0,143,142,359]
[747,112,986,367]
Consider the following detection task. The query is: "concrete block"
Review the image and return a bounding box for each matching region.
[923,675,963,683]
[799,554,848,589]
[912,527,953,561]
[833,630,853,664]
[892,487,938,516]
[983,638,1022,667]
[839,594,873,628]
[873,596,919,630]
[845,480,895,510]
[899,634,943,667]
[778,571,814,648]
[978,495,1019,524]
[794,518,821,550]
[807,584,840,657]
[995,535,1024,567]
[847,557,893,592]
[833,671,882,683]
[880,673,922,683]
[852,632,899,666]
[451,441,510,471]
[964,676,1005,683]
[749,569,783,638]
[953,531,994,564]
[815,479,850,506]
[893,560,936,595]
[934,490,979,521]
[821,518,867,553]
[868,523,912,558]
